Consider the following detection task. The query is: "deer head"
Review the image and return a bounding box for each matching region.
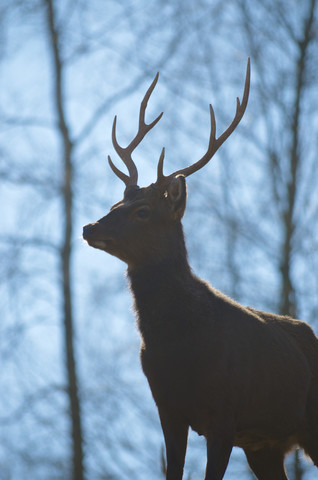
[83,61,250,269]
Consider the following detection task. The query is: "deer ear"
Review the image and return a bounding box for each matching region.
[166,175,187,220]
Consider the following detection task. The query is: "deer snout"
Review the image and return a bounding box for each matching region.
[82,223,97,240]
[82,222,116,252]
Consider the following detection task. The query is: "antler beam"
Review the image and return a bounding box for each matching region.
[156,58,250,184]
[108,73,163,187]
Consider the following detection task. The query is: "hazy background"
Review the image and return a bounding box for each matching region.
[0,0,318,479]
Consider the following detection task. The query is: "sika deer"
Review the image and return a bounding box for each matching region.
[83,61,318,480]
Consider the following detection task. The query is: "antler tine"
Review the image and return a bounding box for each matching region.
[110,73,164,187]
[108,154,130,185]
[133,73,163,151]
[111,115,138,186]
[157,59,250,183]
[213,58,250,152]
[157,147,165,180]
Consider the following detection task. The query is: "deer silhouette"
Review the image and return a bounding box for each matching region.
[83,61,318,480]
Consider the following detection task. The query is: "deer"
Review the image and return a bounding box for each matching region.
[83,60,318,480]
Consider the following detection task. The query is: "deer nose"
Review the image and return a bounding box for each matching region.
[83,223,96,239]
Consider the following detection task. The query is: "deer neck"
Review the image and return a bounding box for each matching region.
[128,222,190,283]
[127,223,194,325]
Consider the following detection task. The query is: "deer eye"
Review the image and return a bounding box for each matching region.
[135,207,151,220]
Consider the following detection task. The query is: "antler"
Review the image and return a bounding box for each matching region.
[156,58,250,185]
[108,73,163,187]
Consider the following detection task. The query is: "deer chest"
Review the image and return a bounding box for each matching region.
[139,336,225,423]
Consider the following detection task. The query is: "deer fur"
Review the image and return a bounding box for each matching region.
[83,177,318,480]
[83,67,318,479]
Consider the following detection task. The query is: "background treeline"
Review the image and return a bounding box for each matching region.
[0,1,317,479]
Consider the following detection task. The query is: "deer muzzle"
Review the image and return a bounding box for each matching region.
[82,223,115,251]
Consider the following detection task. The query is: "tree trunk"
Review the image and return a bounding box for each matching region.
[45,1,85,479]
[279,2,315,479]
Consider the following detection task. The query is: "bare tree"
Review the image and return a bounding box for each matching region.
[44,0,85,478]
[237,0,318,478]
[143,0,318,477]
[1,1,317,479]
[0,0,183,478]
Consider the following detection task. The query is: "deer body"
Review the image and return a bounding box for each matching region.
[83,65,318,479]
[132,261,310,438]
